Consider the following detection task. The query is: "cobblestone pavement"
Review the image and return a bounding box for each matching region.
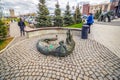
[0,34,120,80]
[9,22,21,37]
[90,19,120,58]
[8,22,27,48]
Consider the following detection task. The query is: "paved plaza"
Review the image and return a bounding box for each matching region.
[0,20,120,80]
[91,18,120,58]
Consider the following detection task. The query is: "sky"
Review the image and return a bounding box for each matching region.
[1,0,110,15]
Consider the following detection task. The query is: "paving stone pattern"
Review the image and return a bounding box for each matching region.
[90,21,120,58]
[0,34,120,80]
[7,36,27,48]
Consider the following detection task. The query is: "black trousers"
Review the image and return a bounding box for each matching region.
[87,23,92,33]
[20,26,25,36]
[20,29,25,36]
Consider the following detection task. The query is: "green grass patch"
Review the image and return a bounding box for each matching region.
[0,37,13,51]
[65,23,83,28]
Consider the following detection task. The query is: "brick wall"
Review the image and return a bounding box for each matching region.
[82,4,90,15]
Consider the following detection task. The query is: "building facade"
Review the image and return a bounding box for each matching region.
[82,4,90,15]
[116,0,120,17]
[89,3,112,14]
[89,4,103,15]
[88,0,119,15]
[9,9,15,17]
[110,0,119,10]
[82,0,120,17]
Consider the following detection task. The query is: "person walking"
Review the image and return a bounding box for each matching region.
[87,13,94,33]
[18,18,26,36]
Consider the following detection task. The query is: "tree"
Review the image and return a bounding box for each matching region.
[36,0,52,27]
[74,4,82,24]
[95,9,102,19]
[94,10,99,19]
[0,20,8,40]
[99,9,102,15]
[64,2,74,26]
[53,1,63,27]
[0,0,3,18]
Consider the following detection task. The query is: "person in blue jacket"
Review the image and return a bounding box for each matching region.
[18,18,26,36]
[87,13,94,33]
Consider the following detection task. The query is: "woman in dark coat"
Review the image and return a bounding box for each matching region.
[18,18,26,36]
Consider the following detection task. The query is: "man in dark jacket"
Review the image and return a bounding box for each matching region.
[87,13,94,33]
[18,18,26,36]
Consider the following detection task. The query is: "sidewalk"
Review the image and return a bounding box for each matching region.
[91,19,120,58]
[10,22,34,37]
[8,22,27,48]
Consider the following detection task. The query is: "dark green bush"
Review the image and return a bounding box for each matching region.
[0,20,8,40]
